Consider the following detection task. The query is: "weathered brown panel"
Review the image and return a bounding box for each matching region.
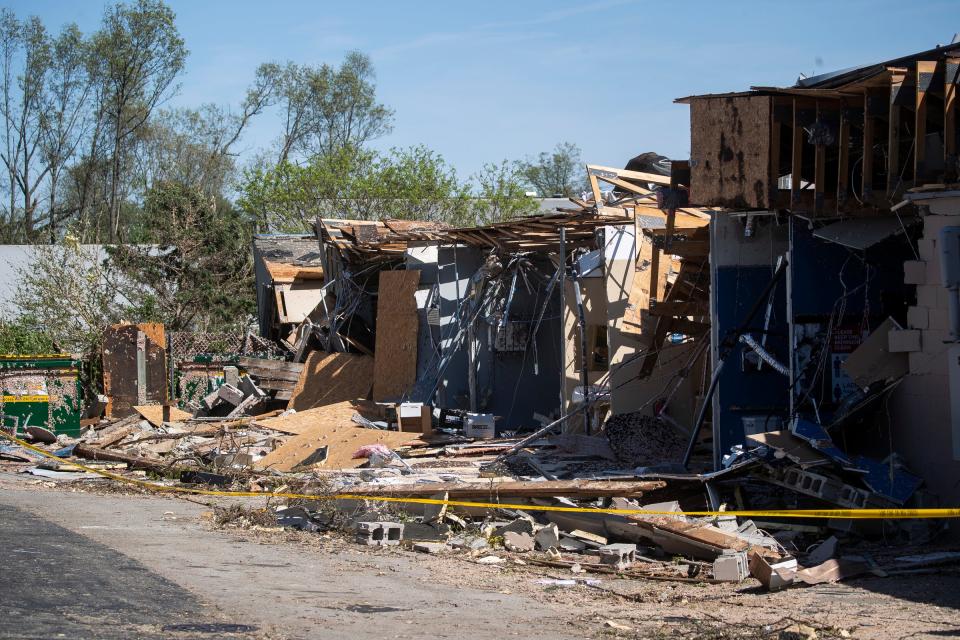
[102,323,167,418]
[372,270,421,401]
[689,96,771,209]
[289,351,374,411]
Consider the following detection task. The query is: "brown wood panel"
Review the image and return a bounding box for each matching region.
[289,351,374,411]
[689,95,771,208]
[372,269,421,402]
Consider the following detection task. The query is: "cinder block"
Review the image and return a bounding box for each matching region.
[927,257,944,286]
[599,543,637,570]
[713,550,749,582]
[909,351,940,375]
[223,366,240,387]
[216,383,244,406]
[923,214,960,235]
[937,286,955,310]
[354,521,404,546]
[889,329,922,353]
[918,238,937,260]
[903,260,927,285]
[928,308,952,332]
[917,285,939,308]
[907,306,929,329]
[923,330,952,353]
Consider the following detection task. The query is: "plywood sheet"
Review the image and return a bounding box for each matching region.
[372,270,421,401]
[133,405,192,428]
[689,95,771,208]
[263,259,324,283]
[288,351,374,411]
[253,400,424,471]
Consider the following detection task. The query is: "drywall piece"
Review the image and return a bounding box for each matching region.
[813,216,914,250]
[745,430,830,467]
[288,351,374,411]
[841,317,909,388]
[372,270,421,401]
[253,400,424,471]
[276,280,325,324]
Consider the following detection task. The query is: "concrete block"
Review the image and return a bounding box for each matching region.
[503,531,535,552]
[217,383,245,406]
[355,521,404,546]
[413,542,447,554]
[534,523,560,551]
[223,365,240,388]
[903,260,927,285]
[888,329,922,353]
[238,375,266,399]
[938,286,955,310]
[907,306,929,330]
[917,285,939,308]
[929,308,952,332]
[909,351,940,375]
[493,518,535,537]
[713,550,749,582]
[599,543,637,570]
[923,214,960,234]
[201,388,221,410]
[918,238,937,260]
[928,258,944,286]
[923,330,952,353]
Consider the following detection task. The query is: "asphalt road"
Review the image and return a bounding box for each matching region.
[0,476,581,640]
[0,501,259,640]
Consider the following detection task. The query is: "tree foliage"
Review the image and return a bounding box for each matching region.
[238,145,538,232]
[13,241,136,354]
[517,141,585,198]
[111,181,255,331]
[2,1,575,340]
[264,52,394,164]
[0,316,56,354]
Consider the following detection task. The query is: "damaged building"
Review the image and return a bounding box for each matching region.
[673,41,960,517]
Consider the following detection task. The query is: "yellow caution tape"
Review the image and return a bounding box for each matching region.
[2,430,959,520]
[2,395,50,403]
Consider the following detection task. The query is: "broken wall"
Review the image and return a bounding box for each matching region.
[710,215,789,464]
[887,192,960,510]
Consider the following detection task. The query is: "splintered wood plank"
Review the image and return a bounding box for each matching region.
[837,111,850,212]
[372,270,421,402]
[791,98,803,207]
[888,68,907,195]
[915,61,936,182]
[588,172,603,206]
[814,102,826,215]
[769,102,782,207]
[947,58,960,174]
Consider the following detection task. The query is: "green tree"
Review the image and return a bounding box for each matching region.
[267,52,393,163]
[471,160,539,225]
[0,316,56,354]
[239,145,536,231]
[13,240,135,355]
[518,141,585,198]
[89,0,187,241]
[110,181,255,331]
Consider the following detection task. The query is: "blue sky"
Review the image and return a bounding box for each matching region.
[8,0,956,179]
